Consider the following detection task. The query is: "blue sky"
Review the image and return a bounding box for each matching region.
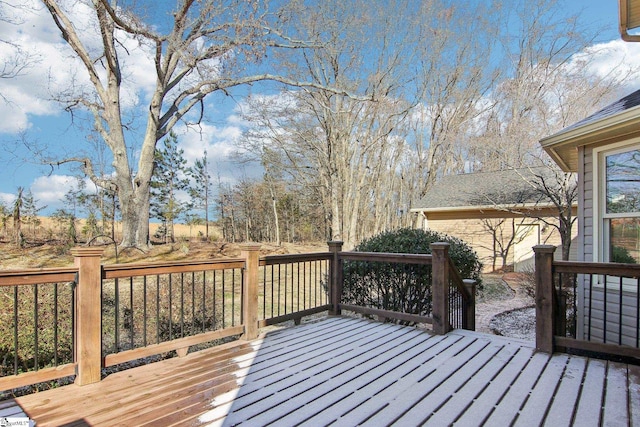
[0,0,637,216]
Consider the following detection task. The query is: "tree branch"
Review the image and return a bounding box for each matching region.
[52,157,117,193]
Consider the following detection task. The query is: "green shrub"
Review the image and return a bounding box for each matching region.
[611,245,637,264]
[341,228,482,319]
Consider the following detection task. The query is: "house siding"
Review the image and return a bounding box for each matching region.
[577,144,639,348]
[581,285,639,348]
[420,213,573,273]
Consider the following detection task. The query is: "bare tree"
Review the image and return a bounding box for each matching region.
[480,217,531,271]
[0,1,39,81]
[240,0,417,247]
[467,0,632,172]
[187,151,212,240]
[12,186,23,247]
[40,0,361,248]
[410,1,502,196]
[476,166,578,261]
[0,201,9,240]
[458,0,635,261]
[525,166,578,261]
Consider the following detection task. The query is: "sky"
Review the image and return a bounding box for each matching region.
[0,0,638,216]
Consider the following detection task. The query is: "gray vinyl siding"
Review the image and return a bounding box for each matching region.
[576,146,639,347]
[581,282,640,348]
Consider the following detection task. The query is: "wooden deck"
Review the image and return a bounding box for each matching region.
[5,316,640,426]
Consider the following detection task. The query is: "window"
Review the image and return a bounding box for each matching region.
[601,145,640,263]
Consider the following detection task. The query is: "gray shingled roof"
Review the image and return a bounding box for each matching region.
[412,168,558,211]
[559,88,640,133]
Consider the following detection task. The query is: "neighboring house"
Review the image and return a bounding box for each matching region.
[410,168,578,273]
[540,88,640,347]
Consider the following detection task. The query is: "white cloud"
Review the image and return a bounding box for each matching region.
[170,122,260,184]
[30,174,79,207]
[0,192,16,206]
[0,0,157,134]
[176,123,242,165]
[0,175,74,214]
[573,39,640,87]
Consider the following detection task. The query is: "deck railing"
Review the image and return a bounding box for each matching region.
[259,252,332,327]
[534,245,640,361]
[0,267,78,392]
[101,258,246,368]
[1,241,475,393]
[333,242,476,334]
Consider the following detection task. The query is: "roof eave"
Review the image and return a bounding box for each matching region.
[620,0,640,41]
[410,202,567,214]
[540,105,640,172]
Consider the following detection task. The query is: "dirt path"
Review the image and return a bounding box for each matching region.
[475,273,534,335]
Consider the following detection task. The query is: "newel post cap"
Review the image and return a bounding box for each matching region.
[533,245,557,254]
[239,243,261,251]
[70,247,105,257]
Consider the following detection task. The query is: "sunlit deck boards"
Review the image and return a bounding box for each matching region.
[9,316,640,426]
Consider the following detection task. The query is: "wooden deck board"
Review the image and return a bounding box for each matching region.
[6,316,639,427]
[222,324,422,425]
[483,351,551,425]
[255,331,436,426]
[374,339,495,426]
[392,340,500,426]
[572,358,607,427]
[630,363,640,426]
[514,353,569,426]
[453,343,535,426]
[295,335,451,427]
[420,340,521,426]
[603,361,632,426]
[543,355,587,426]
[329,334,468,427]
[0,399,28,418]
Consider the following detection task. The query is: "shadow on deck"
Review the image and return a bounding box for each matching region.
[8,316,640,426]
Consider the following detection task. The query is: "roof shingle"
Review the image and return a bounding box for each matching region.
[412,168,560,210]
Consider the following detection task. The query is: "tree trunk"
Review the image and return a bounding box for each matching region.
[271,196,280,246]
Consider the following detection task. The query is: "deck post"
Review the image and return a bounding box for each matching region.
[241,243,261,340]
[431,242,450,335]
[71,247,104,386]
[328,241,343,315]
[463,279,476,331]
[534,245,556,354]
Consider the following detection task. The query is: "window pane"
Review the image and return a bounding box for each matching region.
[609,218,640,263]
[605,148,640,214]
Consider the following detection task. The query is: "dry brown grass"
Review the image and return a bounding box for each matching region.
[0,217,327,269]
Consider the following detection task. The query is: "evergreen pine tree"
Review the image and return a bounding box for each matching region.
[150,132,190,243]
[187,150,213,240]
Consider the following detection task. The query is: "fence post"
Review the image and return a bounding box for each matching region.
[463,279,476,331]
[71,247,104,386]
[431,242,450,335]
[328,241,343,316]
[534,245,556,353]
[241,243,261,340]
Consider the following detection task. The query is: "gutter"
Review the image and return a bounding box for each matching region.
[409,202,573,214]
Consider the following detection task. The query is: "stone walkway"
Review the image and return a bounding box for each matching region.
[475,273,535,336]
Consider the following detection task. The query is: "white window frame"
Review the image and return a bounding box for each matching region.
[592,139,640,264]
